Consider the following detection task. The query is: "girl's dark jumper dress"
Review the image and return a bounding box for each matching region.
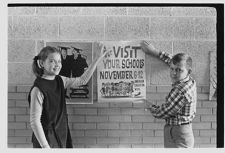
[28,75,73,148]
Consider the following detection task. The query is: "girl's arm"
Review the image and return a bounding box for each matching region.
[30,87,50,148]
[62,44,109,88]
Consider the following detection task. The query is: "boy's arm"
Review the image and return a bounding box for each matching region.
[140,40,172,66]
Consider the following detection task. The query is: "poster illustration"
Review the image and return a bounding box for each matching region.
[45,41,93,104]
[97,41,146,102]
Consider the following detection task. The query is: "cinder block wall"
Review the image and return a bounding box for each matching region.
[8,7,217,148]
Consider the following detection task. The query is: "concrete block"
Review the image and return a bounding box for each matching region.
[8,40,35,63]
[192,115,201,122]
[59,16,104,39]
[70,130,85,137]
[86,144,108,148]
[150,17,174,40]
[128,7,172,16]
[173,17,195,40]
[8,85,16,92]
[147,86,157,93]
[8,100,16,107]
[8,63,35,85]
[195,137,210,143]
[200,130,216,136]
[211,137,216,143]
[87,102,109,108]
[132,144,155,148]
[120,123,142,129]
[109,116,131,122]
[8,123,26,129]
[73,123,96,130]
[131,129,154,136]
[201,115,216,122]
[8,93,27,100]
[97,137,119,144]
[17,85,32,92]
[108,130,130,137]
[202,101,217,108]
[74,108,97,115]
[143,137,163,143]
[8,16,13,38]
[132,115,154,122]
[36,7,81,15]
[198,144,216,148]
[197,108,212,114]
[121,108,145,115]
[82,7,127,15]
[147,93,167,100]
[15,130,32,136]
[8,7,35,15]
[36,40,45,54]
[192,62,209,85]
[110,102,132,108]
[12,16,58,39]
[98,108,120,115]
[109,144,131,148]
[119,137,142,143]
[68,115,85,122]
[105,16,149,40]
[201,86,210,93]
[197,93,210,100]
[172,7,216,16]
[73,137,96,144]
[86,116,108,122]
[157,85,171,93]
[8,115,15,122]
[8,129,15,136]
[15,144,33,148]
[8,137,27,143]
[97,123,119,129]
[195,17,216,40]
[85,130,107,137]
[16,115,29,122]
[212,122,216,129]
[154,130,163,136]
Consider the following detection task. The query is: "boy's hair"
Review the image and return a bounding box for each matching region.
[32,46,60,78]
[171,53,192,72]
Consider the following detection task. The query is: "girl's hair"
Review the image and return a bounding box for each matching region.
[171,53,192,72]
[32,46,61,78]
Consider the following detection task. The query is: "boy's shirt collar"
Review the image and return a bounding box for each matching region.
[172,75,190,87]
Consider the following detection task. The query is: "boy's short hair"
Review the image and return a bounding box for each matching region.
[171,53,192,70]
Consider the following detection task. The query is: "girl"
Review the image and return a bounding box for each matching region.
[28,45,108,148]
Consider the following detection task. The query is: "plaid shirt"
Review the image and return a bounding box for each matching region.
[149,51,197,125]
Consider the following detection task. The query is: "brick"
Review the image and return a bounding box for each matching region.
[132,115,154,122]
[110,102,132,108]
[8,123,26,129]
[193,123,211,129]
[97,123,119,129]
[143,137,163,143]
[15,144,33,148]
[8,93,27,100]
[211,122,216,129]
[8,40,35,63]
[16,101,29,107]
[172,7,216,16]
[12,16,59,39]
[197,86,202,93]
[121,108,146,115]
[68,115,85,122]
[8,137,27,143]
[8,108,27,115]
[132,144,155,148]
[85,130,107,137]
[132,102,145,108]
[195,137,210,144]
[36,7,81,15]
[8,115,15,122]
[201,115,216,122]
[109,144,131,148]
[198,144,216,148]
[8,100,16,107]
[8,63,35,85]
[86,144,108,148]
[60,16,104,39]
[8,7,35,15]
[108,130,130,137]
[197,108,212,114]
[82,7,127,15]
[196,101,202,108]
[200,130,216,136]
[195,17,216,40]
[154,130,163,136]
[86,116,108,122]
[143,123,164,130]
[98,108,120,115]
[128,7,172,16]
[15,130,32,136]
[74,108,97,115]
[120,137,142,143]
[97,137,119,144]
[105,16,149,40]
[120,123,142,129]
[109,116,131,122]
[16,115,29,122]
[87,103,109,108]
[201,86,209,93]
[131,129,154,136]
[193,130,200,136]
[73,137,96,144]
[73,123,96,130]
[198,93,209,100]
[17,85,32,93]
[202,101,217,108]
[8,129,15,136]
[147,86,157,93]
[157,86,171,93]
[8,85,16,92]
[211,137,216,144]
[73,144,85,148]
[70,130,84,137]
[192,115,201,122]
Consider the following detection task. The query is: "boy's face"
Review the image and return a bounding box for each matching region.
[169,60,189,83]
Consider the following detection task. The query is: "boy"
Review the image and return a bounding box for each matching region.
[140,41,197,148]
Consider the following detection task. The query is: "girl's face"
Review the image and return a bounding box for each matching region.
[169,60,189,83]
[41,52,62,76]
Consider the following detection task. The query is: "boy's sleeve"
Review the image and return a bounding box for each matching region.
[159,51,173,66]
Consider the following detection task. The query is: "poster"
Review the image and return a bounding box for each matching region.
[97,41,146,102]
[45,41,93,104]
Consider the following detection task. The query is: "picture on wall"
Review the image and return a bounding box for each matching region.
[97,41,146,102]
[45,41,93,104]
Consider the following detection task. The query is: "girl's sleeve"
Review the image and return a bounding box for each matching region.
[30,87,50,148]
